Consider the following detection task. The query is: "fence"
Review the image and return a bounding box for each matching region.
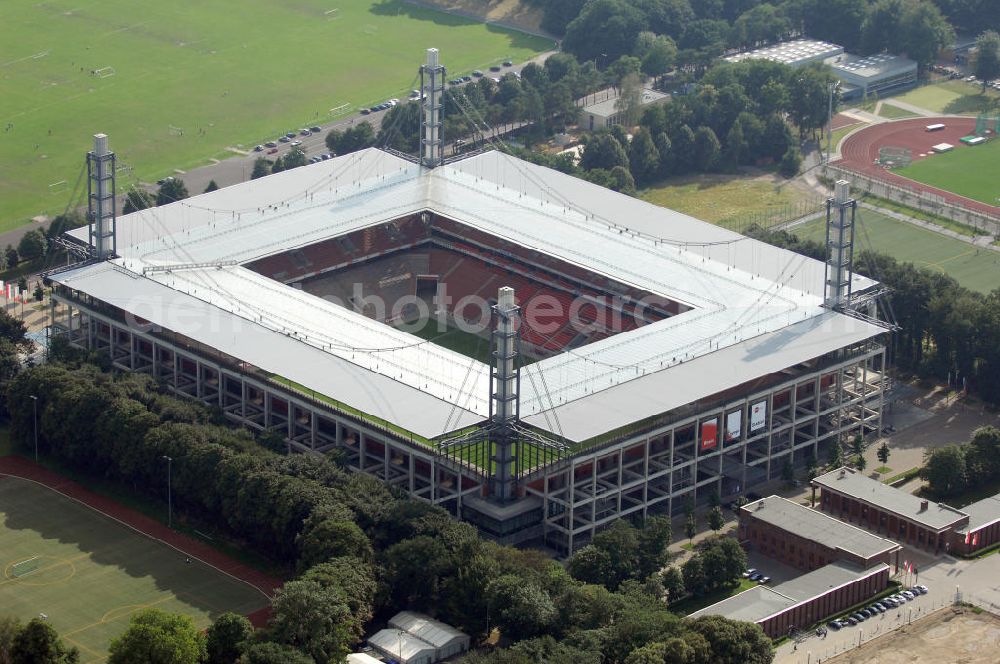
[720,197,827,234]
[825,164,1000,238]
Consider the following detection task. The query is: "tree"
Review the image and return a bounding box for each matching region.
[628,128,660,185]
[707,505,725,532]
[122,189,155,214]
[693,126,721,172]
[108,609,205,664]
[591,520,641,588]
[877,441,891,467]
[250,158,270,180]
[615,72,645,127]
[10,618,77,664]
[270,156,285,174]
[33,283,44,303]
[688,614,773,664]
[581,133,630,171]
[563,0,646,64]
[485,574,557,641]
[156,179,189,206]
[779,145,802,177]
[17,230,46,262]
[0,615,21,664]
[4,246,17,269]
[684,513,697,542]
[854,454,867,472]
[238,642,313,664]
[267,579,354,664]
[204,180,219,193]
[898,0,955,69]
[637,515,672,578]
[661,566,685,602]
[804,0,868,51]
[566,544,614,586]
[921,444,968,497]
[974,31,1000,92]
[283,146,307,170]
[205,613,253,664]
[828,441,844,468]
[851,434,865,457]
[681,555,706,596]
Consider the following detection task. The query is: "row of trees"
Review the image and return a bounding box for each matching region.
[542,0,958,71]
[661,536,749,603]
[921,426,1000,498]
[0,615,78,663]
[748,224,1000,405]
[7,359,773,663]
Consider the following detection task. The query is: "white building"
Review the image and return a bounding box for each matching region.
[581,88,669,130]
[367,612,470,664]
[725,39,844,67]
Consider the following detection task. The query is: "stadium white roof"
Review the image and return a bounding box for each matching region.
[724,39,844,67]
[58,148,883,441]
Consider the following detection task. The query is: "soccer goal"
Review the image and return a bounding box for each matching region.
[10,556,40,578]
[93,66,115,79]
[168,125,184,137]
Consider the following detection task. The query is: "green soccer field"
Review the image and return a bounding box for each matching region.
[0,0,552,231]
[896,138,1000,206]
[0,477,268,663]
[792,209,1000,294]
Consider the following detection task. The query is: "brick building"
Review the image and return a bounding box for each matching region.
[690,561,890,638]
[951,493,1000,556]
[739,495,901,571]
[812,468,969,554]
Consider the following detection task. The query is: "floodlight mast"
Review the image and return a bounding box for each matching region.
[87,133,117,259]
[420,48,445,168]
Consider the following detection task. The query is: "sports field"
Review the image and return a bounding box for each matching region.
[0,476,268,663]
[0,1,553,230]
[897,138,1000,206]
[791,209,1000,294]
[890,80,1000,115]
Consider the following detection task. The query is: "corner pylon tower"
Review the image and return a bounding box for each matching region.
[86,133,117,259]
[419,48,445,168]
[824,180,856,310]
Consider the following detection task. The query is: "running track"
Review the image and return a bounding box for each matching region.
[836,116,1000,218]
[0,455,282,627]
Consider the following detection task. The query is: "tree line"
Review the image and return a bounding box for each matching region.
[6,358,773,664]
[748,224,1000,406]
[921,426,1000,499]
[538,0,961,71]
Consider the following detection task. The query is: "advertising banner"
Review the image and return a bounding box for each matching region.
[725,410,742,442]
[700,418,718,451]
[749,400,767,432]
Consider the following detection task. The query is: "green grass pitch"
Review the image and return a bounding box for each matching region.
[0,477,267,663]
[792,209,1000,294]
[896,138,1000,206]
[0,0,553,231]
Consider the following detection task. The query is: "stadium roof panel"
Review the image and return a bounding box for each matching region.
[59,148,882,441]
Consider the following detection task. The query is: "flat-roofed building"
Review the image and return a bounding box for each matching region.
[952,493,1000,556]
[739,495,901,571]
[831,53,918,100]
[581,88,669,130]
[690,561,890,638]
[812,467,968,553]
[724,39,844,67]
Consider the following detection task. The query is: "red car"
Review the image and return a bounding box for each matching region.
[267,148,278,154]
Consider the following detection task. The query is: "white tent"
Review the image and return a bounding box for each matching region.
[388,611,471,660]
[368,629,436,664]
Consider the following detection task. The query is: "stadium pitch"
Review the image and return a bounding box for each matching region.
[0,0,553,230]
[0,476,267,662]
[897,138,1000,206]
[792,209,1000,294]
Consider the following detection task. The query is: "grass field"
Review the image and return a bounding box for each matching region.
[890,80,1000,115]
[640,173,820,231]
[897,138,1000,206]
[0,1,552,231]
[877,102,918,119]
[0,477,267,663]
[792,209,1000,293]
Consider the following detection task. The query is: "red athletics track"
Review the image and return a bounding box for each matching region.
[0,455,282,627]
[836,116,1000,217]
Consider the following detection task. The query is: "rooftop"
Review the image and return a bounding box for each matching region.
[368,629,434,661]
[724,39,844,66]
[813,467,969,531]
[831,53,917,80]
[742,496,900,561]
[583,88,669,118]
[690,561,888,623]
[387,611,468,649]
[955,493,1000,535]
[56,149,882,442]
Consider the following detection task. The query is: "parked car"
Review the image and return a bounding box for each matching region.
[266,148,278,154]
[310,126,322,133]
[852,612,866,622]
[300,129,311,136]
[360,108,371,115]
[914,585,929,594]
[308,156,321,163]
[156,176,174,185]
[845,616,858,626]
[902,590,915,600]
[828,620,842,631]
[742,568,758,578]
[279,136,290,143]
[489,65,502,72]
[321,153,332,160]
[503,60,513,67]
[290,140,302,147]
[265,141,278,148]
[758,576,771,584]
[461,75,472,82]
[472,70,483,77]
[748,571,762,581]
[285,132,296,139]
[253,145,264,152]
[409,89,420,98]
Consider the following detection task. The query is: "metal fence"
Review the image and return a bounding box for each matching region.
[824,164,1000,238]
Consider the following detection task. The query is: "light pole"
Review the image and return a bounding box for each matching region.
[162,455,173,528]
[29,395,38,463]
[826,81,841,164]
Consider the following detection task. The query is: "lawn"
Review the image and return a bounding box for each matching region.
[791,209,1000,294]
[640,173,820,231]
[896,138,1000,206]
[890,80,1000,115]
[878,102,918,119]
[0,0,552,231]
[0,477,267,663]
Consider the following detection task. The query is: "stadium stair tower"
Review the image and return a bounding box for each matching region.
[87,133,117,260]
[420,48,445,168]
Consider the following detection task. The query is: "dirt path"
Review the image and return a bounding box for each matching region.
[401,0,553,38]
[0,455,282,627]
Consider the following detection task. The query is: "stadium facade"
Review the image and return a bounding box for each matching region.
[49,52,889,554]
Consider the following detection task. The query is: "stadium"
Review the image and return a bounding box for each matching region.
[48,51,889,554]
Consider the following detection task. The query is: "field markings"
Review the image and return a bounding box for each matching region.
[1,51,51,68]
